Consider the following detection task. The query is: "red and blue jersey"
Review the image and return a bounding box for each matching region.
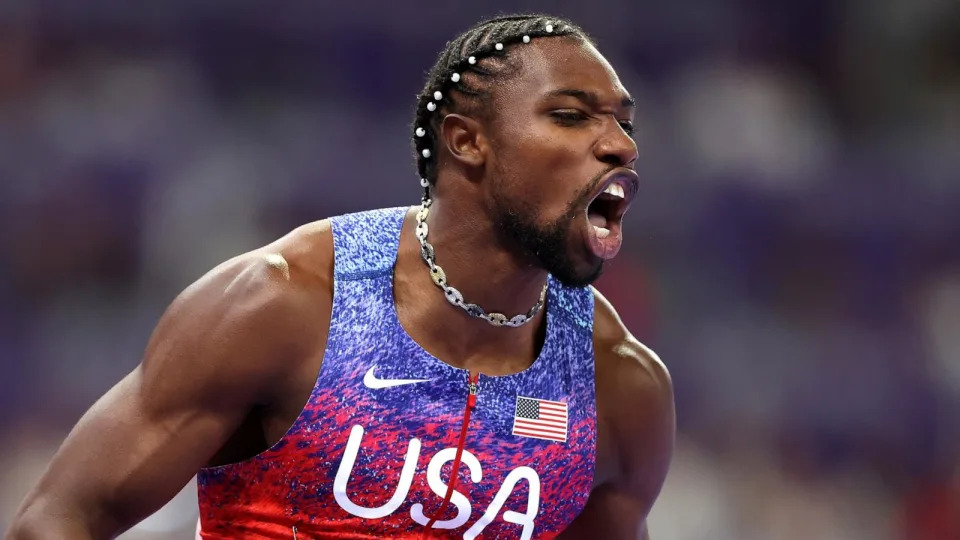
[197,207,597,539]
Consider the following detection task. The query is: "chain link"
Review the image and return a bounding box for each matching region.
[415,199,547,327]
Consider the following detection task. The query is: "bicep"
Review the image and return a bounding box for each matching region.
[13,256,310,537]
[566,350,672,540]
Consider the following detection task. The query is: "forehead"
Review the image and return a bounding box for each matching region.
[497,37,630,106]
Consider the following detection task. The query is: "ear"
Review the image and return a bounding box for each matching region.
[439,113,487,169]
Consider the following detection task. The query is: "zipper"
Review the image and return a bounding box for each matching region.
[467,372,479,409]
[420,371,479,538]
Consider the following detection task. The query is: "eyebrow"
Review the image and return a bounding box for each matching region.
[544,88,636,109]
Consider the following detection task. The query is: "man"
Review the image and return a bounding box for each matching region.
[8,14,674,539]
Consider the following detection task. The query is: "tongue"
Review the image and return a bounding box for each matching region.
[588,209,608,229]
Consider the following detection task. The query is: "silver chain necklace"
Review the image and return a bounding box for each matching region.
[414,198,547,327]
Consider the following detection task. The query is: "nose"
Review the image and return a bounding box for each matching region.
[593,119,638,168]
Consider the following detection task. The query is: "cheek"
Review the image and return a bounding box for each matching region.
[496,112,582,163]
[490,119,593,215]
[523,138,592,215]
[515,122,583,162]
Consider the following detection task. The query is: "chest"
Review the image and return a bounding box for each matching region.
[310,360,595,498]
[268,351,612,486]
[211,353,596,539]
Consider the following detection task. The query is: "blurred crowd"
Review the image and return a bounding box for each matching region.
[1,1,958,538]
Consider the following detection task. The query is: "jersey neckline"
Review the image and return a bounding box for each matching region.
[383,206,560,383]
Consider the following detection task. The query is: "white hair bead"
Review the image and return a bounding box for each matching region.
[420,177,429,187]
[433,91,442,100]
[422,149,431,158]
[522,35,530,43]
[415,127,426,137]
[546,23,554,33]
[451,72,461,82]
[468,56,476,64]
[495,42,504,51]
[427,102,436,111]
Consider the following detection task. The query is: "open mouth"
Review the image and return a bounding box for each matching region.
[584,170,639,260]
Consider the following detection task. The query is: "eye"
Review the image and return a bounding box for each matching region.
[618,121,635,137]
[551,110,589,126]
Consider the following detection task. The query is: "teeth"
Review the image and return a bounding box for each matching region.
[602,183,625,199]
[594,226,611,239]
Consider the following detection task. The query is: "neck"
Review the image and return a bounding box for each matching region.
[393,193,549,374]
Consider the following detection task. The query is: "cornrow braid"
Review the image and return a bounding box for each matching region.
[412,14,592,200]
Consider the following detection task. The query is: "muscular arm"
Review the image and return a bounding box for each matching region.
[560,288,675,539]
[6,225,331,539]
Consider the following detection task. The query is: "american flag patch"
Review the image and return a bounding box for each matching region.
[512,396,568,442]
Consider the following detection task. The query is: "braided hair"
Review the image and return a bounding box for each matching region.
[412,14,592,199]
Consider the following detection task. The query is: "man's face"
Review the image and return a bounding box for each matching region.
[483,37,640,287]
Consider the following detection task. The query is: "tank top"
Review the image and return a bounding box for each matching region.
[197,207,597,539]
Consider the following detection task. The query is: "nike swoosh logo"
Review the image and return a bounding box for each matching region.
[363,366,431,389]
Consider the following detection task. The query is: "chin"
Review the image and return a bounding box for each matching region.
[546,254,604,288]
[494,197,604,288]
[534,226,604,288]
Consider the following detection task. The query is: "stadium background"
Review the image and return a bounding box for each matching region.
[1,1,958,538]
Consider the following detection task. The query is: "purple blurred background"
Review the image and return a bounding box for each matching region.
[1,1,959,538]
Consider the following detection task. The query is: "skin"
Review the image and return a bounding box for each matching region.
[7,36,674,539]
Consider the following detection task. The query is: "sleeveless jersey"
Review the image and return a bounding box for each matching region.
[197,207,597,539]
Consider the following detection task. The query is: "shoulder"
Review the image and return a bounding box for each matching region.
[165,219,333,337]
[141,220,334,407]
[591,285,673,410]
[590,286,675,498]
